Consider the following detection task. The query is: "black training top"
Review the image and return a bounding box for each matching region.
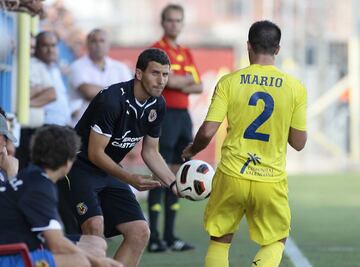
[75,79,166,168]
[0,164,62,251]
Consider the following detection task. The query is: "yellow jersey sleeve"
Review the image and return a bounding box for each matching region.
[290,82,307,131]
[205,78,229,123]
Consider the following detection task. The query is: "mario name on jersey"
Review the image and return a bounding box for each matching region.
[240,74,283,87]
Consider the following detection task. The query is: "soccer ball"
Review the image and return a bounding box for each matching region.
[175,160,214,201]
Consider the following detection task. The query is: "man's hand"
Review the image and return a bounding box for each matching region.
[88,255,123,267]
[169,180,181,197]
[129,174,161,191]
[0,147,18,179]
[100,258,123,267]
[181,143,194,162]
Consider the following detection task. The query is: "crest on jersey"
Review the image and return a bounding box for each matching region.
[76,202,88,215]
[148,109,157,122]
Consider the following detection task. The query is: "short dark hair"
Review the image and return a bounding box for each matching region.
[31,125,81,170]
[248,20,281,55]
[86,28,106,42]
[136,48,170,71]
[35,31,58,55]
[161,4,184,22]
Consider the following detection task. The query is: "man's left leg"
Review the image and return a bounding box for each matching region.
[114,220,150,267]
[251,238,286,267]
[249,179,290,267]
[204,234,233,267]
[101,180,148,266]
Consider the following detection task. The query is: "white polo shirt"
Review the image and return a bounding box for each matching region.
[30,58,71,126]
[69,55,133,125]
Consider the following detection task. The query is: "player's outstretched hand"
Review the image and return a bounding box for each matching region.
[130,174,161,191]
[181,143,194,161]
[170,180,182,198]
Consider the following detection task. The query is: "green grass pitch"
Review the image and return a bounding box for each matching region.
[107,172,360,267]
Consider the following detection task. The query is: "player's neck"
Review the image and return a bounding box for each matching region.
[133,80,150,103]
[90,55,106,70]
[250,54,275,66]
[164,36,178,48]
[44,168,62,183]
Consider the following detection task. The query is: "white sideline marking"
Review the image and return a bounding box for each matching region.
[285,237,313,267]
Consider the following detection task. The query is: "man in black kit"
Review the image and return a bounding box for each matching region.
[0,125,121,267]
[59,48,179,267]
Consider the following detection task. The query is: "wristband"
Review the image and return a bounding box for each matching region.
[169,180,176,190]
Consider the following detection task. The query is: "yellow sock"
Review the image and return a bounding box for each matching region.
[252,242,285,267]
[204,240,231,267]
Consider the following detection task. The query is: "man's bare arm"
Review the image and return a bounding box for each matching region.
[78,83,103,101]
[166,74,195,89]
[30,86,56,107]
[288,127,307,151]
[87,130,161,191]
[181,83,203,94]
[182,121,221,159]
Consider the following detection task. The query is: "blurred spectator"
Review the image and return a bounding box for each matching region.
[0,0,44,16]
[33,31,71,125]
[16,31,71,170]
[42,0,86,59]
[69,28,132,126]
[0,107,18,183]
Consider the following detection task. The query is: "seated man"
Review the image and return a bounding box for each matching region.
[0,125,121,267]
[0,111,18,184]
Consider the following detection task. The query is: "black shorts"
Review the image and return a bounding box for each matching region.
[159,108,193,164]
[60,159,145,238]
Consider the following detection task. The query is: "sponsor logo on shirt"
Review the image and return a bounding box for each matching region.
[240,153,261,174]
[111,130,143,149]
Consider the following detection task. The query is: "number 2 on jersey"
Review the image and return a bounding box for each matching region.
[243,92,274,142]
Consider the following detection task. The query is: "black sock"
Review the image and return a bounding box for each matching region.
[148,187,163,241]
[164,188,178,244]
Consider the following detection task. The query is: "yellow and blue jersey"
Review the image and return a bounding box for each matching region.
[206,64,307,182]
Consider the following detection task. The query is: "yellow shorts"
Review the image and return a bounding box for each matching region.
[204,170,290,245]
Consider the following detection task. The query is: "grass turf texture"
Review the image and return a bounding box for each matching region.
[107,172,360,267]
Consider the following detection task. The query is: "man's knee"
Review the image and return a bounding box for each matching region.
[81,216,104,236]
[118,221,150,246]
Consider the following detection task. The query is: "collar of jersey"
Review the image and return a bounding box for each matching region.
[27,164,51,180]
[250,64,278,70]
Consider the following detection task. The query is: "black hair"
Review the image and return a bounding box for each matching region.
[161,4,184,23]
[34,31,58,56]
[30,125,81,170]
[136,48,170,71]
[248,20,281,55]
